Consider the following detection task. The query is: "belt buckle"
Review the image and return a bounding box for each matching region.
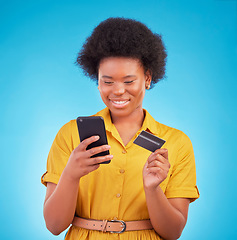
[109,220,126,233]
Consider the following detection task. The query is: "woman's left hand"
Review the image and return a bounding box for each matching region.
[143,148,170,190]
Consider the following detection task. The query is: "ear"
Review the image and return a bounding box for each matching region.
[145,70,152,89]
[97,80,101,91]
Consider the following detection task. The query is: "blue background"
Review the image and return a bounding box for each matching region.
[0,0,236,239]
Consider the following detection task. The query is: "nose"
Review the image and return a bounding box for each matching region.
[113,82,125,95]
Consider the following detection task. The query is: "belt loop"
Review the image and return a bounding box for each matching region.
[101,219,108,232]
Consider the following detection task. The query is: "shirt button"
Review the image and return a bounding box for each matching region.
[122,150,127,154]
[116,193,121,198]
[119,169,125,174]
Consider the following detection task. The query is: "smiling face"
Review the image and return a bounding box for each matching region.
[98,57,151,120]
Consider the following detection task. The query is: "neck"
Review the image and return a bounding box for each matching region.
[111,107,145,128]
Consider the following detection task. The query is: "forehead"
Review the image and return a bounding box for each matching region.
[98,57,144,76]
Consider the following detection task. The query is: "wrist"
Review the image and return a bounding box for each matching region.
[62,167,81,184]
[144,184,163,197]
[143,180,160,192]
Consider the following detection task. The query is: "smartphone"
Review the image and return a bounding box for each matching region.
[76,116,111,164]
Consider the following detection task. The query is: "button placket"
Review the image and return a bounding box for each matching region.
[113,146,128,220]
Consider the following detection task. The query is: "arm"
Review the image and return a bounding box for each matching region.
[143,149,190,240]
[43,136,113,235]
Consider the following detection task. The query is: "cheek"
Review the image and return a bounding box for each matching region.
[130,84,146,99]
[99,87,109,101]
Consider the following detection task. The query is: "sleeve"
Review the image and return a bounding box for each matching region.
[41,121,73,186]
[165,131,200,202]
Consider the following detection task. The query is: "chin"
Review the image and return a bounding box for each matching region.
[112,109,138,119]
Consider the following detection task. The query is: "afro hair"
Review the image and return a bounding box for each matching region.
[76,17,167,88]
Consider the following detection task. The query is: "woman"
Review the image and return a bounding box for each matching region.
[42,17,199,240]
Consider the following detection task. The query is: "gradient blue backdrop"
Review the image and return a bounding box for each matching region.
[1,0,236,239]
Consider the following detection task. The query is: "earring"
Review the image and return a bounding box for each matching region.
[146,85,150,90]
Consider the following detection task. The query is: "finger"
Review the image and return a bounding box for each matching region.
[148,152,167,164]
[147,152,157,163]
[148,154,170,171]
[78,135,100,151]
[87,163,101,172]
[146,166,162,173]
[82,163,101,176]
[86,144,111,158]
[154,148,168,159]
[88,154,113,165]
[146,165,170,178]
[147,159,161,168]
[147,160,170,172]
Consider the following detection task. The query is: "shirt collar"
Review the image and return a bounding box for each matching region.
[94,107,160,135]
[141,109,160,135]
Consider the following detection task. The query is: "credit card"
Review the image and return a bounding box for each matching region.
[133,130,166,152]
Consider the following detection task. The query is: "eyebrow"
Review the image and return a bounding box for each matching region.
[123,75,137,79]
[101,75,137,79]
[101,75,113,79]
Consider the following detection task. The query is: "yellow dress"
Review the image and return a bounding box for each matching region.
[41,108,199,240]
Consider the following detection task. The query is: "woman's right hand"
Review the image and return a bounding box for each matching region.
[44,135,112,235]
[63,136,113,181]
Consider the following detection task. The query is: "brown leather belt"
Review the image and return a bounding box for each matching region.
[72,217,153,233]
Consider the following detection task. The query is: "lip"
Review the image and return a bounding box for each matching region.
[110,99,130,108]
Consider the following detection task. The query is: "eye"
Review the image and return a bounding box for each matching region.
[104,81,113,85]
[124,80,135,84]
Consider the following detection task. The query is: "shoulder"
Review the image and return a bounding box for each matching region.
[156,122,194,164]
[145,109,186,140]
[56,119,77,138]
[159,122,192,143]
[53,120,78,150]
[153,118,190,140]
[148,114,193,152]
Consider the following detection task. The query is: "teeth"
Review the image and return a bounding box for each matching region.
[113,100,128,105]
